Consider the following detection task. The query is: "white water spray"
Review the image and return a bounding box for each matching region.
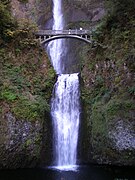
[48,0,80,171]
[51,74,80,168]
[48,0,65,74]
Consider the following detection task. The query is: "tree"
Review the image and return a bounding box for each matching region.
[0,0,16,43]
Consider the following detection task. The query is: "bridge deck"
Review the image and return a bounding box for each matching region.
[36,29,92,36]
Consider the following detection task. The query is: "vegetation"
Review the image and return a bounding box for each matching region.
[0,0,55,122]
[81,0,135,163]
[81,0,135,115]
[105,0,135,29]
[0,0,17,44]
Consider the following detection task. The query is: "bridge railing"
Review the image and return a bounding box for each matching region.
[35,29,93,36]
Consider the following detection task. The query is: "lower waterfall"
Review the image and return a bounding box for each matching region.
[51,73,80,170]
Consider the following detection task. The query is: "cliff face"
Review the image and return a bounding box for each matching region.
[0,112,42,168]
[66,0,105,24]
[79,0,135,165]
[10,0,105,29]
[80,49,135,165]
[1,0,135,168]
[11,0,52,29]
[0,47,54,168]
[0,15,55,167]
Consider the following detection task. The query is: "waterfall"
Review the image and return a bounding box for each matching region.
[48,0,80,170]
[47,0,65,74]
[51,74,80,169]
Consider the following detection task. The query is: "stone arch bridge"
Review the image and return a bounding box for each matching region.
[35,29,93,44]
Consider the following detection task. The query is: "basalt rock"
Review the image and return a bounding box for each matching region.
[0,112,43,168]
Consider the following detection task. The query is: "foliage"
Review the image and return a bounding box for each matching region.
[104,0,135,30]
[11,95,49,121]
[128,86,135,96]
[81,1,135,156]
[0,88,17,102]
[0,0,38,47]
[105,98,135,119]
[0,0,55,122]
[0,0,17,43]
[0,47,55,120]
[90,96,135,155]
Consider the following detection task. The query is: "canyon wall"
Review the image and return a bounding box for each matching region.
[1,0,134,168]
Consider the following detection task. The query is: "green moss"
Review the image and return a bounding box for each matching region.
[25,139,32,147]
[0,88,17,102]
[91,97,134,126]
[91,101,107,136]
[79,0,135,164]
[87,99,132,164]
[128,86,135,96]
[0,22,56,121]
[11,95,49,121]
[105,98,135,119]
[0,55,54,121]
[0,36,55,122]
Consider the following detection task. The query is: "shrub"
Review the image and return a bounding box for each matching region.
[0,0,17,43]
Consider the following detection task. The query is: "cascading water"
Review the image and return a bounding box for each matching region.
[48,0,80,170]
[47,0,65,74]
[51,74,80,169]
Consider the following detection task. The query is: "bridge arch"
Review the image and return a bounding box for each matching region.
[39,35,92,44]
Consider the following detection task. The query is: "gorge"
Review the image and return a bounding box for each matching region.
[0,0,135,173]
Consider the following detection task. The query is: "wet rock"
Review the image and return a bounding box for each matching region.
[65,0,105,24]
[109,120,135,151]
[0,112,43,169]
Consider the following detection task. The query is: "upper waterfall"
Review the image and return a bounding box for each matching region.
[53,0,64,30]
[47,0,66,74]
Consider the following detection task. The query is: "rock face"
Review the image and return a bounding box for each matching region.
[0,21,55,168]
[11,0,52,28]
[53,0,105,74]
[0,112,42,168]
[88,116,135,166]
[7,0,135,168]
[10,0,105,29]
[109,119,135,151]
[65,0,105,26]
[79,21,135,165]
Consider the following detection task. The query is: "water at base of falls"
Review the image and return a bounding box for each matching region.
[1,166,135,180]
[48,165,79,172]
[51,73,80,170]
